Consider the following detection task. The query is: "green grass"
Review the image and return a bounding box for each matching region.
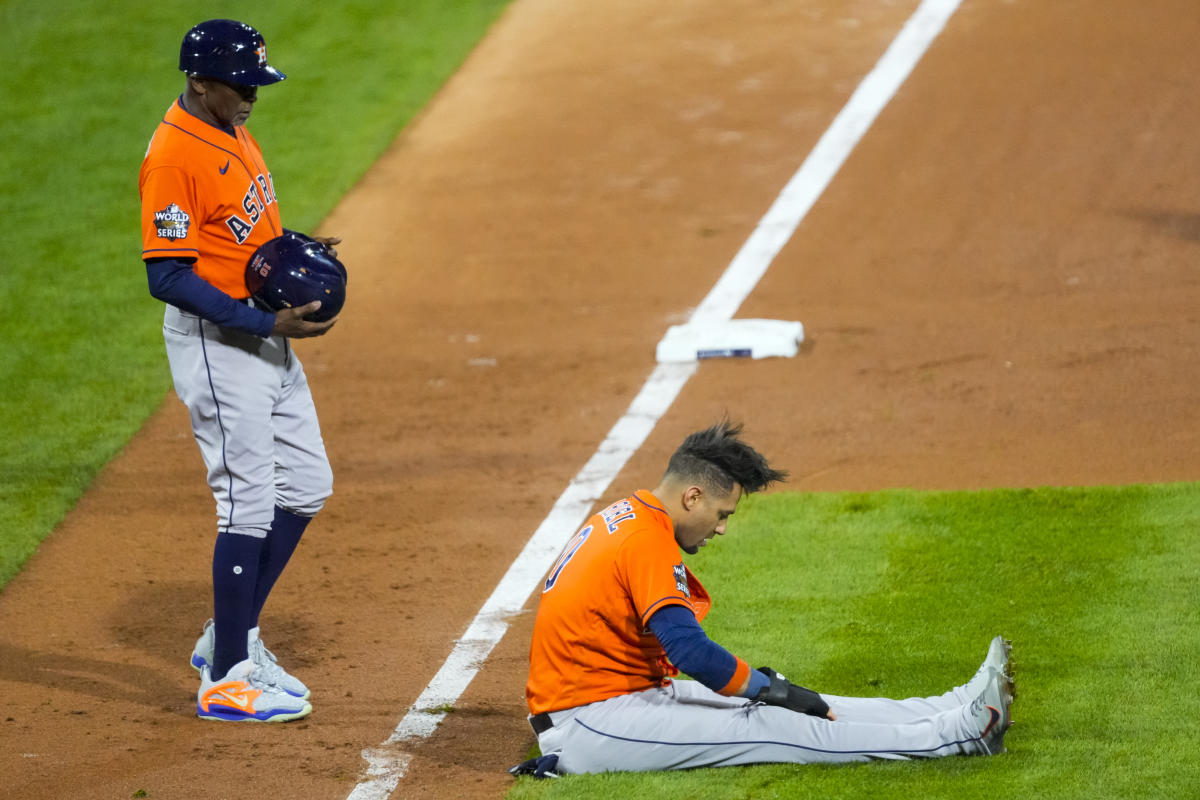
[508,483,1200,800]
[0,0,510,588]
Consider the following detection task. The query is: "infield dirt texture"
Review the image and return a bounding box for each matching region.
[4,0,1200,798]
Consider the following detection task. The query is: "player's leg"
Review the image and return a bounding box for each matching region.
[167,313,281,674]
[825,689,970,722]
[252,348,332,625]
[165,310,310,719]
[539,680,988,774]
[828,636,1013,721]
[208,326,285,679]
[250,507,311,626]
[222,346,331,700]
[209,530,265,677]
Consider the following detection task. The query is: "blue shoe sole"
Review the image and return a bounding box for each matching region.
[197,703,312,723]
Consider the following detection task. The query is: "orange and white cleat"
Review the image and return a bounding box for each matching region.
[197,658,312,722]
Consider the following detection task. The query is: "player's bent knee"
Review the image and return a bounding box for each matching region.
[276,461,332,517]
[279,489,330,517]
[279,481,332,518]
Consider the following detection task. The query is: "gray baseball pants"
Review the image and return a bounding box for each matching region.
[534,678,986,773]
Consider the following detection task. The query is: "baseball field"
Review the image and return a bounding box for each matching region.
[2,1,1199,799]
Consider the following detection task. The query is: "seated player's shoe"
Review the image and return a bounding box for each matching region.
[197,658,312,722]
[970,666,1014,755]
[983,635,1011,675]
[963,636,1012,699]
[191,619,311,700]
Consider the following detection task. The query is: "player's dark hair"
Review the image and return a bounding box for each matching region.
[664,420,787,495]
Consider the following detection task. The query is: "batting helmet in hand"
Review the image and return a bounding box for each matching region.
[246,231,348,322]
[180,19,286,86]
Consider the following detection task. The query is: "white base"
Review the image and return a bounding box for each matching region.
[655,319,805,363]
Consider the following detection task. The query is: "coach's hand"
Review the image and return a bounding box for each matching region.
[313,235,342,257]
[753,667,836,720]
[272,301,338,338]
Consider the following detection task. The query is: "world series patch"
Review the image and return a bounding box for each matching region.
[154,203,191,239]
[673,563,690,597]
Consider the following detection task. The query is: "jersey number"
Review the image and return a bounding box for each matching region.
[601,499,636,533]
[542,525,592,593]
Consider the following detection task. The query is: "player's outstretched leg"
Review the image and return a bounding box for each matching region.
[539,681,998,773]
[816,637,1016,722]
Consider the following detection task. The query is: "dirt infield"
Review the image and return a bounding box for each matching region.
[4,0,1199,798]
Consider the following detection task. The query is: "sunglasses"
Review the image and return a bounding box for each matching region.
[205,77,257,101]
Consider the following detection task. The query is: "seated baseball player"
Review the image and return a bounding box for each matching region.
[515,420,1013,777]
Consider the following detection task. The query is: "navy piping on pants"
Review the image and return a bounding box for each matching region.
[571,717,980,758]
[198,318,236,528]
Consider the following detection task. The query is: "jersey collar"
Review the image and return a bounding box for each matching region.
[632,490,672,532]
[172,95,238,138]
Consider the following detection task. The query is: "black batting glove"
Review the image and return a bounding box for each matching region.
[752,666,831,718]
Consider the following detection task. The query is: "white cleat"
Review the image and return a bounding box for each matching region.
[984,635,1012,676]
[963,635,1012,699]
[970,665,1014,755]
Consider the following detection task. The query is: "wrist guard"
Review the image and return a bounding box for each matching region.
[753,666,831,718]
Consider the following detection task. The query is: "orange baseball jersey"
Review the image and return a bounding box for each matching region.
[526,491,749,715]
[139,99,284,299]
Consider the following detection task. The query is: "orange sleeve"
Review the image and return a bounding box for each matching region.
[716,657,752,696]
[141,164,202,261]
[617,530,695,627]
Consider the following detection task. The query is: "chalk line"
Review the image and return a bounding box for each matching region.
[347,1,961,796]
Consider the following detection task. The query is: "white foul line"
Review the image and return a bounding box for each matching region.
[347,1,961,796]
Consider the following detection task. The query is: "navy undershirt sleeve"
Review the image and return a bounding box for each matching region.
[648,604,766,695]
[146,258,274,338]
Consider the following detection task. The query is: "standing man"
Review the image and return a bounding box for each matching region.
[139,19,339,722]
[518,421,1014,775]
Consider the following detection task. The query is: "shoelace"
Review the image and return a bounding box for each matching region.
[249,637,293,691]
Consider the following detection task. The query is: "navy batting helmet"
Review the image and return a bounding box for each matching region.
[179,19,286,86]
[246,231,348,322]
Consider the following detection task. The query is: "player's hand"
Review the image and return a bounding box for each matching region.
[313,235,342,258]
[271,301,338,338]
[753,667,836,720]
